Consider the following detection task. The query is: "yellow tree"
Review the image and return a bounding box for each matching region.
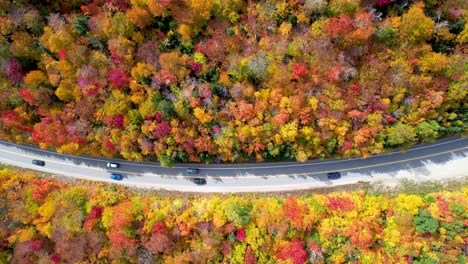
[279,121,298,142]
[400,4,435,44]
[126,7,152,28]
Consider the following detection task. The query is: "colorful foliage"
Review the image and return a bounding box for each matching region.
[0,0,465,166]
[0,169,466,263]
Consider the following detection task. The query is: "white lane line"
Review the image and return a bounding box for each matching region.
[1,137,466,170]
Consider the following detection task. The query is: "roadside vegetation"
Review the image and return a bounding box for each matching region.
[0,0,466,166]
[1,168,467,263]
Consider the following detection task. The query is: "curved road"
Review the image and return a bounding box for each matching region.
[0,137,467,192]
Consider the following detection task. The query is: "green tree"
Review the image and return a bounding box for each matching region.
[224,200,252,227]
[414,209,439,234]
[159,154,174,167]
[128,109,143,126]
[415,121,440,141]
[385,122,416,146]
[157,100,175,117]
[72,15,89,36]
[375,26,398,47]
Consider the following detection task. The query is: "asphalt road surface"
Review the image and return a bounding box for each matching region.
[0,137,467,192]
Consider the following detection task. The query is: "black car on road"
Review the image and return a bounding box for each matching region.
[327,172,341,180]
[32,160,45,166]
[192,178,207,185]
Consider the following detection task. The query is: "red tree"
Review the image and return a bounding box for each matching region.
[31,179,61,203]
[236,228,246,242]
[327,14,354,40]
[245,245,256,264]
[155,121,171,138]
[108,68,129,90]
[292,63,307,81]
[3,58,24,84]
[276,239,308,264]
[283,197,307,229]
[105,0,130,11]
[19,88,35,105]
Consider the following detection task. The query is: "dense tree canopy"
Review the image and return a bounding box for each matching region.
[0,0,466,165]
[0,169,467,263]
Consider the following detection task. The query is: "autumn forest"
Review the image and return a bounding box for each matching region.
[0,0,466,165]
[1,0,468,263]
[1,169,467,263]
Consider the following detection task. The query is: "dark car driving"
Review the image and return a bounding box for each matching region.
[32,159,45,166]
[192,178,207,185]
[327,172,341,180]
[185,168,199,175]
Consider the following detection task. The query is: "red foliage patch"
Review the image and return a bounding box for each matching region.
[105,0,130,11]
[236,228,246,242]
[292,63,307,81]
[51,254,61,264]
[245,245,256,264]
[58,49,67,60]
[189,61,202,75]
[276,239,308,264]
[108,232,138,251]
[30,239,43,251]
[155,121,171,138]
[153,221,167,234]
[108,68,129,90]
[154,112,163,122]
[235,101,256,122]
[84,206,105,231]
[283,197,307,228]
[435,195,452,217]
[81,1,102,15]
[19,88,35,106]
[152,69,178,88]
[376,0,392,8]
[297,107,311,125]
[213,125,221,134]
[343,141,353,149]
[272,109,290,126]
[104,138,117,153]
[112,114,124,128]
[194,44,204,54]
[1,111,20,127]
[327,64,343,82]
[88,206,104,220]
[220,240,232,256]
[3,57,23,84]
[326,196,354,212]
[351,84,361,92]
[327,14,354,39]
[199,83,212,98]
[346,220,376,249]
[385,115,397,123]
[31,179,59,203]
[31,116,75,148]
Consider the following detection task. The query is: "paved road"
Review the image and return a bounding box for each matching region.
[0,137,467,192]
